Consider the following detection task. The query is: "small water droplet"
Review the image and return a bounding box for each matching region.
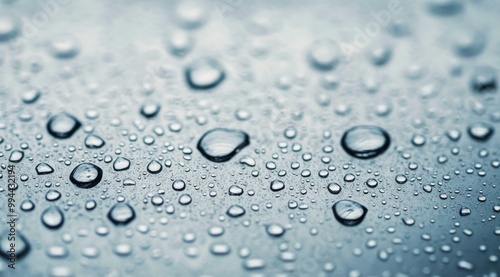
[332,200,368,226]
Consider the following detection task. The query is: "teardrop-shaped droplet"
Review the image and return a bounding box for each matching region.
[9,150,24,163]
[147,160,162,174]
[84,134,105,149]
[332,200,368,226]
[41,206,64,229]
[467,122,494,141]
[46,112,81,139]
[107,203,135,225]
[185,58,225,90]
[69,163,103,189]
[0,230,30,260]
[113,157,131,171]
[36,162,54,175]
[341,126,390,159]
[197,128,250,162]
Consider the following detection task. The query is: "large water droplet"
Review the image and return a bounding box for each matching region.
[0,230,30,260]
[46,112,81,139]
[185,58,225,90]
[197,128,250,162]
[332,200,368,226]
[107,203,136,225]
[69,163,103,189]
[341,126,391,159]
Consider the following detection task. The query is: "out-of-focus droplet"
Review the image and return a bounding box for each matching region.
[49,34,80,59]
[307,39,340,71]
[107,203,135,225]
[41,206,64,229]
[84,134,105,149]
[185,58,225,90]
[467,122,494,141]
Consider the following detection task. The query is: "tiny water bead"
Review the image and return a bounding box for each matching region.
[69,163,103,189]
[332,200,368,226]
[46,112,81,139]
[107,203,136,225]
[197,128,250,162]
[341,126,390,159]
[185,58,225,90]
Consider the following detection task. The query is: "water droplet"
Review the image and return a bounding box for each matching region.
[46,112,81,139]
[427,0,463,16]
[147,160,162,174]
[210,243,231,255]
[307,39,340,71]
[179,194,192,205]
[84,134,105,149]
[228,185,244,196]
[327,183,342,194]
[45,189,61,201]
[270,180,285,192]
[41,206,64,229]
[470,66,496,93]
[332,200,368,226]
[85,200,97,211]
[266,223,285,237]
[113,157,131,171]
[454,30,486,58]
[185,58,225,90]
[36,162,54,175]
[69,163,103,189]
[467,122,494,141]
[459,207,471,216]
[197,128,250,162]
[395,174,407,184]
[151,195,164,206]
[21,200,35,211]
[341,126,390,159]
[0,14,19,41]
[49,34,80,59]
[9,150,24,163]
[0,230,29,259]
[140,103,161,118]
[168,31,193,57]
[366,178,378,188]
[172,179,186,191]
[227,205,245,218]
[107,203,135,225]
[411,135,426,147]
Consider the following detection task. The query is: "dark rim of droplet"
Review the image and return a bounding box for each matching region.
[197,128,250,162]
[332,200,368,227]
[340,125,391,159]
[107,203,136,225]
[46,112,81,139]
[69,163,103,189]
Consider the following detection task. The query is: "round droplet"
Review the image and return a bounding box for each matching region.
[332,200,368,226]
[41,206,64,229]
[21,200,35,211]
[197,128,250,162]
[69,163,103,189]
[179,194,192,205]
[228,185,244,196]
[366,178,378,188]
[140,103,161,118]
[395,174,407,184]
[327,183,341,194]
[266,224,285,237]
[84,134,105,149]
[226,205,245,218]
[36,162,54,175]
[172,179,186,191]
[341,126,391,159]
[49,34,80,59]
[107,203,135,225]
[0,15,19,41]
[270,180,285,192]
[168,31,193,57]
[470,66,496,93]
[468,122,494,141]
[45,189,61,201]
[46,112,81,139]
[454,30,486,58]
[185,58,225,90]
[427,0,463,16]
[85,200,97,211]
[307,39,340,71]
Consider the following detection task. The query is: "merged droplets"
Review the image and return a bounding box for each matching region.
[185,58,225,90]
[69,163,103,189]
[107,203,136,225]
[46,112,81,139]
[41,206,64,229]
[467,122,494,141]
[341,126,390,159]
[197,128,250,162]
[332,200,368,226]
